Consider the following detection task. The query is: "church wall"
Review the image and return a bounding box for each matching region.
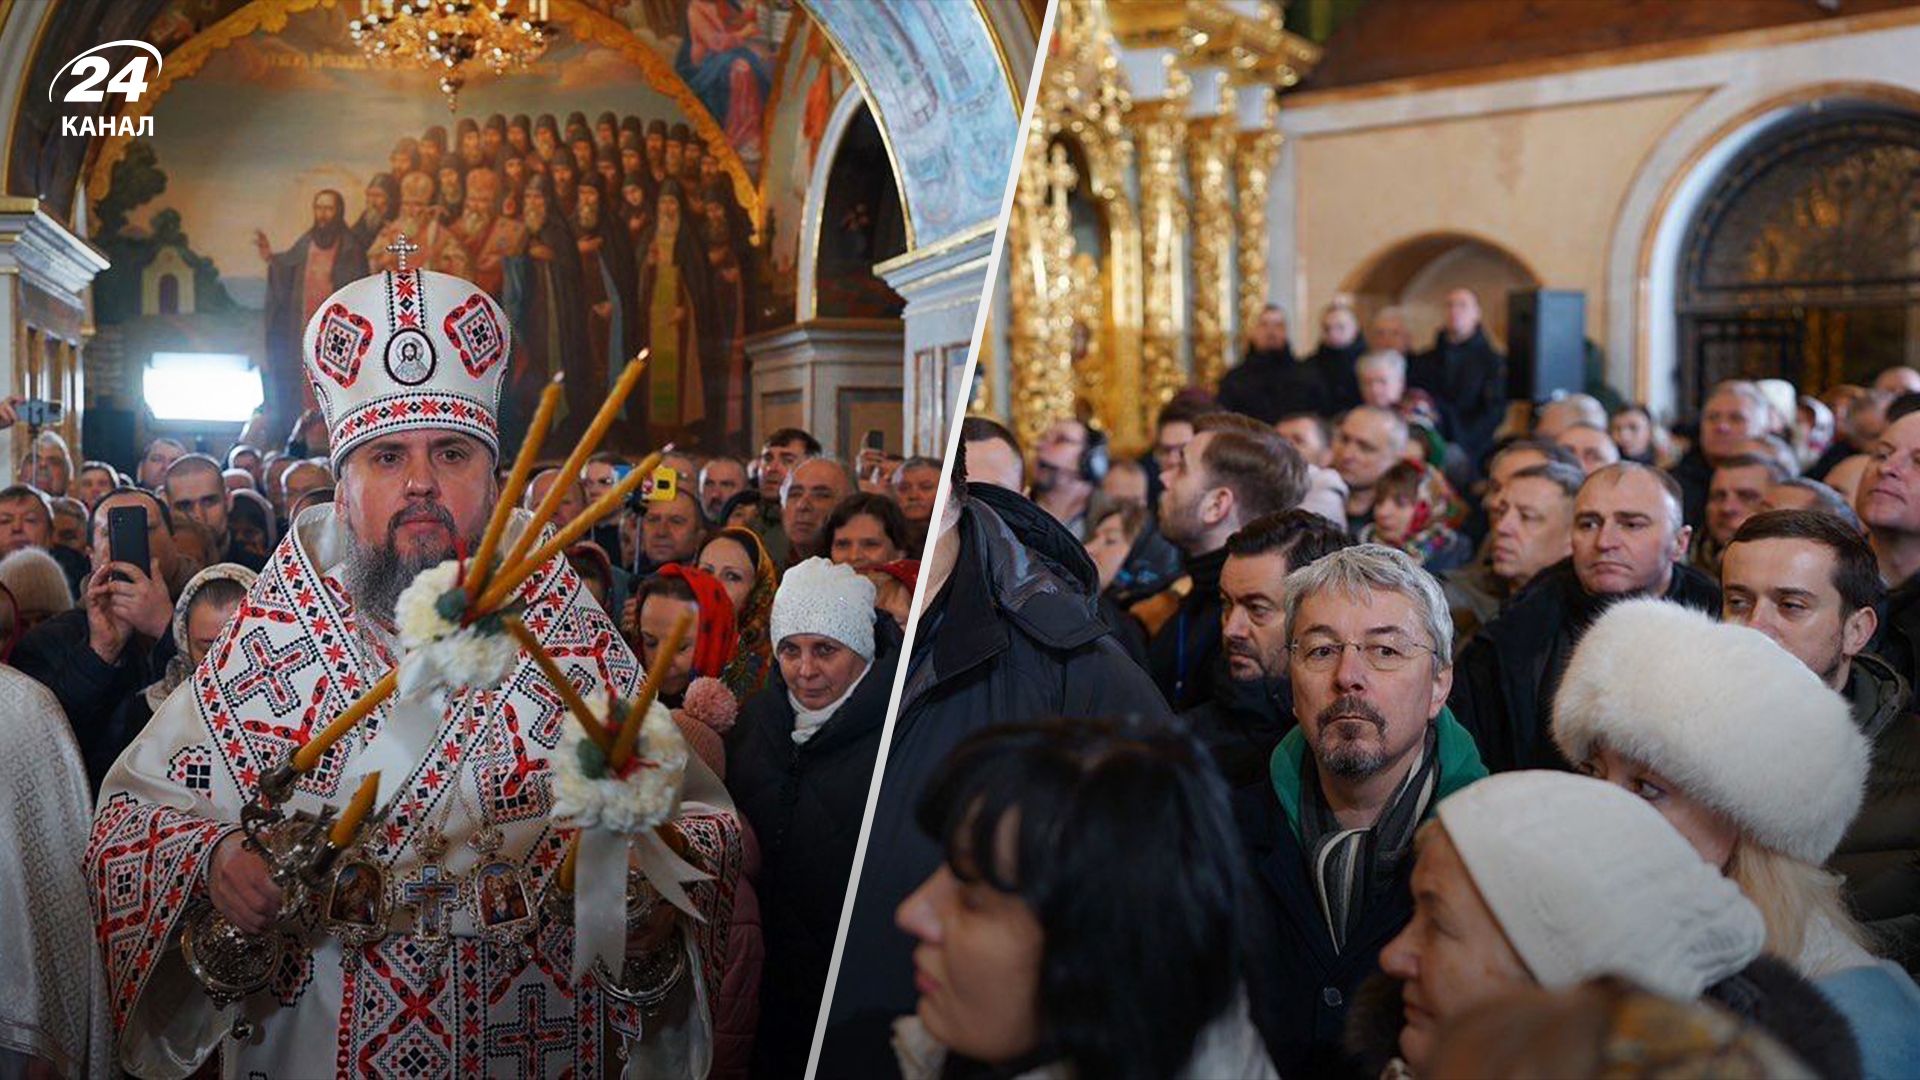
[1286,89,1704,359]
[1273,12,1920,418]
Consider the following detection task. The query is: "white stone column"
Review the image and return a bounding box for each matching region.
[0,198,108,482]
[878,225,998,457]
[743,318,906,463]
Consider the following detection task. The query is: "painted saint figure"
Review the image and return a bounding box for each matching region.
[636,180,713,446]
[257,189,370,439]
[677,0,772,165]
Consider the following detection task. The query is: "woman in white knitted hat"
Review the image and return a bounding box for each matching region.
[1362,771,1858,1078]
[729,556,901,1077]
[1554,598,1920,1078]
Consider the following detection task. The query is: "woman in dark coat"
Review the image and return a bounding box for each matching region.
[727,557,902,1079]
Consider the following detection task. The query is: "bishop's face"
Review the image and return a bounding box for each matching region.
[338,430,496,570]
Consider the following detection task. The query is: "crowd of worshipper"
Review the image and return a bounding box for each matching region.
[819,288,1920,1079]
[0,393,937,1078]
[260,109,755,450]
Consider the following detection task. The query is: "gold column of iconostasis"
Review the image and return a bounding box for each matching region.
[985,0,1316,455]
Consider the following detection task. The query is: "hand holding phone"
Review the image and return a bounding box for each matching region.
[107,506,150,585]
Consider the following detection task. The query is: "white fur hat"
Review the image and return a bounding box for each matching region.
[770,557,876,660]
[303,263,511,470]
[1552,598,1867,864]
[1438,771,1765,1000]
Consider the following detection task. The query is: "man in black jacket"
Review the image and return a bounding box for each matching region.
[14,487,180,776]
[1235,544,1487,1076]
[1182,509,1352,789]
[817,452,1165,1077]
[1450,462,1720,773]
[727,559,903,1079]
[1303,299,1366,414]
[1150,412,1308,711]
[1409,289,1506,459]
[1218,304,1331,423]
[1721,509,1920,971]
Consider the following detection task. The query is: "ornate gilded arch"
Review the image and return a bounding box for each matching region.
[1006,0,1146,452]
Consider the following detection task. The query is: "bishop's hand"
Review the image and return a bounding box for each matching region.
[210,831,285,934]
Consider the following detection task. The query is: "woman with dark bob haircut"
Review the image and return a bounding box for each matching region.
[824,492,912,570]
[892,715,1276,1080]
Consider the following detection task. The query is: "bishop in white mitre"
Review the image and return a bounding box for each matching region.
[86,261,743,1078]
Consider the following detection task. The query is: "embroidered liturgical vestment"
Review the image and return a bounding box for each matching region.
[88,507,742,1079]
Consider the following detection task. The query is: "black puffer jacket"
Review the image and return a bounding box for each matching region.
[1449,558,1722,773]
[1181,660,1294,792]
[14,607,176,787]
[1305,337,1367,415]
[817,483,1167,1078]
[728,618,901,1080]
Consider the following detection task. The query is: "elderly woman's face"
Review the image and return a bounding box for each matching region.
[696,537,755,615]
[1377,828,1532,1073]
[895,825,1043,1066]
[1577,743,1740,868]
[776,632,868,711]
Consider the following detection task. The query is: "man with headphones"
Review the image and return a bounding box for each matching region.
[1031,416,1110,541]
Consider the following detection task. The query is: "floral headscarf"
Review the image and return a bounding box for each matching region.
[711,525,777,700]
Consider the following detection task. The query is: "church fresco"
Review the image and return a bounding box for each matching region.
[759,14,850,321]
[88,2,775,456]
[806,0,1017,246]
[578,0,787,176]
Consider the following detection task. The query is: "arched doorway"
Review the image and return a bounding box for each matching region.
[812,103,908,319]
[1343,232,1540,351]
[1676,105,1920,411]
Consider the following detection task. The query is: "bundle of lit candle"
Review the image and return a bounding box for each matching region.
[289,354,661,776]
[509,609,710,983]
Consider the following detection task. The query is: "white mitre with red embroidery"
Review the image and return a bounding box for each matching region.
[303,239,510,470]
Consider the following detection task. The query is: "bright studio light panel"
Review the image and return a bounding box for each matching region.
[144,352,263,423]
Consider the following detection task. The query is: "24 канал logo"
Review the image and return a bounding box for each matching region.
[51,40,162,138]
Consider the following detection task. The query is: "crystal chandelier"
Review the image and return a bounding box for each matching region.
[349,0,553,110]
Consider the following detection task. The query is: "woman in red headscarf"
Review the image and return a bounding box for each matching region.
[695,525,779,699]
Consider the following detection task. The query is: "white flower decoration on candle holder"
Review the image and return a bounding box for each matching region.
[393,558,523,695]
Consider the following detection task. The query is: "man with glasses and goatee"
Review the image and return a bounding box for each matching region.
[1232,544,1486,1077]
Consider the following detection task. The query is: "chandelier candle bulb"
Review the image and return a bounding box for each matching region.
[504,617,611,753]
[328,772,382,848]
[500,352,648,575]
[476,448,662,613]
[291,670,399,773]
[611,610,693,769]
[468,373,561,602]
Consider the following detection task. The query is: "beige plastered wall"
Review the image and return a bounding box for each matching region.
[1291,89,1706,350]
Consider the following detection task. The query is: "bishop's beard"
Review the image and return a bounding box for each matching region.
[341,500,480,622]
